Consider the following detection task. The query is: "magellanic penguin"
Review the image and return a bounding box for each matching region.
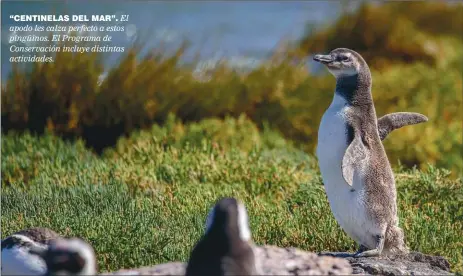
[1,227,61,275]
[186,197,260,276]
[29,237,97,275]
[314,48,416,257]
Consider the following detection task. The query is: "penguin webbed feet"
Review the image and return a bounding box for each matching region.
[353,234,385,258]
[318,252,355,258]
[355,244,368,254]
[319,235,386,259]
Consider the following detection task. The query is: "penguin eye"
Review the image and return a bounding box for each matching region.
[338,55,349,62]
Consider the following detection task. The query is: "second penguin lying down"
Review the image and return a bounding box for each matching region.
[186,197,260,276]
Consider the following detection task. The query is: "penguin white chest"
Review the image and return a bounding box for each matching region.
[316,94,349,176]
[1,245,47,276]
[316,94,375,248]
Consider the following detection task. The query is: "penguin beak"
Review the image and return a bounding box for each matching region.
[313,54,333,64]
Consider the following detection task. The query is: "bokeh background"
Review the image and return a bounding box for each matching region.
[2,1,462,176]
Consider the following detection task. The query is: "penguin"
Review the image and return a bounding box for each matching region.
[314,48,415,257]
[186,197,259,276]
[29,237,97,276]
[1,227,61,275]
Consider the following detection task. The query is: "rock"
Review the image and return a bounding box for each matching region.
[254,245,352,275]
[102,246,453,276]
[102,245,351,275]
[101,262,186,276]
[321,251,453,275]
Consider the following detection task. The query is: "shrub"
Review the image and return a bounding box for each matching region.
[2,2,462,175]
[297,2,463,69]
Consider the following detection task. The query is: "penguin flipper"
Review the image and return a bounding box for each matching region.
[377,112,428,141]
[342,134,368,187]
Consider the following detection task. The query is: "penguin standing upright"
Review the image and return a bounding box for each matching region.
[314,48,421,257]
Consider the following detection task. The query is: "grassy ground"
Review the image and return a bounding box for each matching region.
[2,120,462,272]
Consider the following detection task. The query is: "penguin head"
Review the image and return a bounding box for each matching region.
[205,197,251,242]
[30,238,96,275]
[2,234,40,249]
[313,48,368,78]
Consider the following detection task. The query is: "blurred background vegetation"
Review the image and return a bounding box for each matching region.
[2,1,462,176]
[2,2,463,271]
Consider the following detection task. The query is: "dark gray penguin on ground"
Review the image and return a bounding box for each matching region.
[186,197,261,276]
[314,48,423,258]
[1,227,61,275]
[29,237,97,275]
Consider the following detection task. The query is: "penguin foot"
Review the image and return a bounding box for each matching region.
[353,248,381,258]
[355,244,369,254]
[319,252,355,258]
[353,235,385,258]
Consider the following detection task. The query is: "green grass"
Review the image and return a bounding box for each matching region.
[2,119,462,273]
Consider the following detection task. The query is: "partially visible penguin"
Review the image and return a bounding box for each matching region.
[186,197,260,276]
[1,227,61,275]
[29,237,97,275]
[314,48,421,257]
